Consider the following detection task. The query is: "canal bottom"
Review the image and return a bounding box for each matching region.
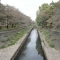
[15,29,46,60]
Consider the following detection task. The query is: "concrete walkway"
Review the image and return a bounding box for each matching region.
[39,31,60,60]
[0,33,28,60]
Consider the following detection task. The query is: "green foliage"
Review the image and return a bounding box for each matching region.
[36,1,60,30]
[49,42,55,48]
[36,3,54,27]
[40,4,49,11]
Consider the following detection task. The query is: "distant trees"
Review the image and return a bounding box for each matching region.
[0,3,32,29]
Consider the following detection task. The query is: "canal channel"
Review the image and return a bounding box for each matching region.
[14,29,46,60]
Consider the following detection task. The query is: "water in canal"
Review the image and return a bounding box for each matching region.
[15,29,45,60]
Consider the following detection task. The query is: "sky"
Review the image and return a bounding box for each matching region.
[1,0,59,21]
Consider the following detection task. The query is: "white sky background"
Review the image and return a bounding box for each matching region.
[1,0,59,21]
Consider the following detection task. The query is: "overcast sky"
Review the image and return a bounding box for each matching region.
[1,0,59,21]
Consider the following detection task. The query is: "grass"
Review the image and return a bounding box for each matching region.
[0,26,32,49]
[39,26,56,48]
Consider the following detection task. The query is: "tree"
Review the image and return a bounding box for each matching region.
[0,3,32,29]
[36,3,54,27]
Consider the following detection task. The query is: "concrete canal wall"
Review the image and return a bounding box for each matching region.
[0,27,60,60]
[0,27,33,60]
[38,30,60,60]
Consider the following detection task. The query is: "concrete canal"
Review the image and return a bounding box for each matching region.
[15,29,46,60]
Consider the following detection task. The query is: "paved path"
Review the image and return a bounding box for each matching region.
[0,28,22,35]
